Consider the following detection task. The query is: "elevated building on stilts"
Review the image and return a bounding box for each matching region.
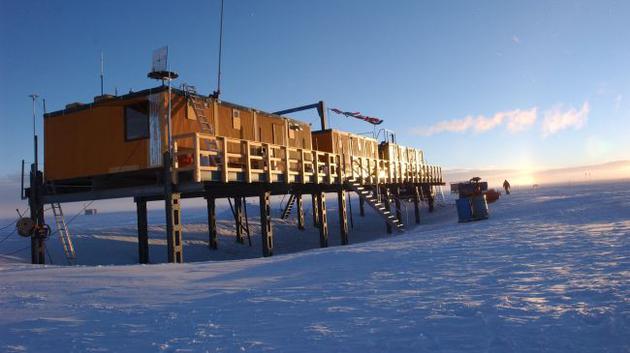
[24,81,444,265]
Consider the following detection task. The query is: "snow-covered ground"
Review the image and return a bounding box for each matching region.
[0,182,628,352]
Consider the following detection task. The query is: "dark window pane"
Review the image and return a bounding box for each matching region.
[125,103,149,140]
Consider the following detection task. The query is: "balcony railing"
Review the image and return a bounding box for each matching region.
[172,132,443,185]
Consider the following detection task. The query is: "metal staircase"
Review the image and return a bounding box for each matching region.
[280,194,297,219]
[50,203,76,264]
[345,178,404,232]
[435,185,447,206]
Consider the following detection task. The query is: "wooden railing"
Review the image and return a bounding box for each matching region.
[173,133,342,184]
[173,132,443,185]
[348,156,443,185]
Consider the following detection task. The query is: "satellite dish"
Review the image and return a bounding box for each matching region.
[147,46,178,81]
[16,217,34,237]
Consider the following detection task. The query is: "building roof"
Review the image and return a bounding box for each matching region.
[44,86,312,127]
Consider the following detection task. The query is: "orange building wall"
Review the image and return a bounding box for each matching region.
[44,104,149,181]
[44,91,315,181]
[171,95,311,148]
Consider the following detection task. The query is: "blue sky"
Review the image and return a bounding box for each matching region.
[1,0,629,178]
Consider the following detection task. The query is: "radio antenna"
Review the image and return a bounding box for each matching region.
[213,0,225,98]
[100,51,104,96]
[28,94,38,169]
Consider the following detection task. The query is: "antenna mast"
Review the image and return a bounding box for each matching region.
[100,51,104,96]
[28,94,39,169]
[213,0,225,98]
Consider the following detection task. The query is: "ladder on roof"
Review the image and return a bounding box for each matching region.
[182,84,220,166]
[182,84,215,134]
[50,203,76,264]
[189,95,214,134]
[345,178,405,232]
[280,194,297,220]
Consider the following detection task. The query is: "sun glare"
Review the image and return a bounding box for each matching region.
[512,161,537,186]
[512,174,536,186]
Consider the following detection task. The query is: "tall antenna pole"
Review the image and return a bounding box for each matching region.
[214,0,225,98]
[28,94,38,169]
[100,51,104,96]
[167,78,173,157]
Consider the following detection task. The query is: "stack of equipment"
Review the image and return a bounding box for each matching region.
[452,177,489,222]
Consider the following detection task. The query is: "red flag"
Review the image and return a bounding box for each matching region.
[330,107,383,125]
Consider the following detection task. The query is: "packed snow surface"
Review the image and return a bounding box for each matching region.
[0,182,628,352]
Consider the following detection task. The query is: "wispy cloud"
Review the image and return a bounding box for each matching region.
[416,102,590,137]
[506,108,537,133]
[416,108,537,136]
[417,116,474,136]
[541,102,590,137]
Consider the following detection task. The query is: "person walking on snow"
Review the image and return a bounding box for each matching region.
[503,179,511,195]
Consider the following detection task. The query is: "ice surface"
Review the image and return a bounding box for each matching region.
[0,182,628,352]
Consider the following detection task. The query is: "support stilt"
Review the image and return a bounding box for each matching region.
[348,192,354,229]
[206,195,218,249]
[29,167,45,264]
[338,189,349,245]
[359,196,365,217]
[312,193,320,227]
[394,187,402,224]
[234,197,245,244]
[165,192,183,263]
[135,197,149,264]
[317,191,328,247]
[428,188,435,213]
[422,184,435,213]
[413,185,421,224]
[296,193,305,230]
[243,197,252,246]
[260,190,273,257]
[383,187,392,234]
[30,232,45,264]
[164,151,183,263]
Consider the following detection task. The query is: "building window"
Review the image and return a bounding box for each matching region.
[125,102,149,141]
[232,109,241,129]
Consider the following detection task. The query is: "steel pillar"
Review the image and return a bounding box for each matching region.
[338,189,349,245]
[164,152,182,263]
[135,197,149,264]
[260,190,273,257]
[206,195,218,249]
[312,193,320,227]
[296,193,305,230]
[29,166,45,264]
[317,191,328,247]
[165,192,183,263]
[359,196,365,217]
[394,188,402,224]
[413,185,421,224]
[234,197,245,244]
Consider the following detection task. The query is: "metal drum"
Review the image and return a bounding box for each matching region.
[456,197,473,222]
[471,194,489,220]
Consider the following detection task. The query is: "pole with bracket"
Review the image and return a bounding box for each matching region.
[28,94,45,264]
[148,56,181,263]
